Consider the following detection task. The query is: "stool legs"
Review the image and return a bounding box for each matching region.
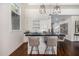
[36,46,39,54]
[30,46,33,54]
[52,47,55,54]
[44,46,48,54]
[30,46,39,54]
[44,46,55,54]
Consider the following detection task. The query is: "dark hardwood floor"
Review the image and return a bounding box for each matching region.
[10,40,79,56]
[10,43,28,56]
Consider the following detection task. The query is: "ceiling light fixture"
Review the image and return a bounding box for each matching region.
[39,4,46,14]
[53,4,61,15]
[39,4,61,15]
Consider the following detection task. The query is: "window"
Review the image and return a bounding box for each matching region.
[11,11,20,30]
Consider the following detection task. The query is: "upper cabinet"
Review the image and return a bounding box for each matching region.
[10,3,20,15]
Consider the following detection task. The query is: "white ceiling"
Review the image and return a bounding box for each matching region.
[22,3,79,9]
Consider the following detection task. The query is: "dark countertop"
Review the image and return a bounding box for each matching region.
[24,33,65,36]
[25,35,65,36]
[74,33,79,36]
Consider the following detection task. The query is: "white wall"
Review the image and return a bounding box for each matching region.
[64,16,79,41]
[71,16,79,41]
[21,4,28,32]
[0,3,24,56]
[20,4,29,42]
[0,3,4,55]
[60,9,79,15]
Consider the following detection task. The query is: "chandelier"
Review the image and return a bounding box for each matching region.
[53,4,61,15]
[39,4,61,15]
[39,4,46,14]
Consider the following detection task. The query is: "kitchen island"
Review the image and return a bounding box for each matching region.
[24,32,65,55]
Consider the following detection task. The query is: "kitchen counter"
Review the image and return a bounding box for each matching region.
[74,33,79,36]
[24,32,65,36]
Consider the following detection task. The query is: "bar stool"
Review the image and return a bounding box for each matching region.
[44,36,57,54]
[58,36,65,50]
[28,36,40,54]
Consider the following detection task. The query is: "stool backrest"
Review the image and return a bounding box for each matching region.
[47,36,57,46]
[28,37,39,46]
